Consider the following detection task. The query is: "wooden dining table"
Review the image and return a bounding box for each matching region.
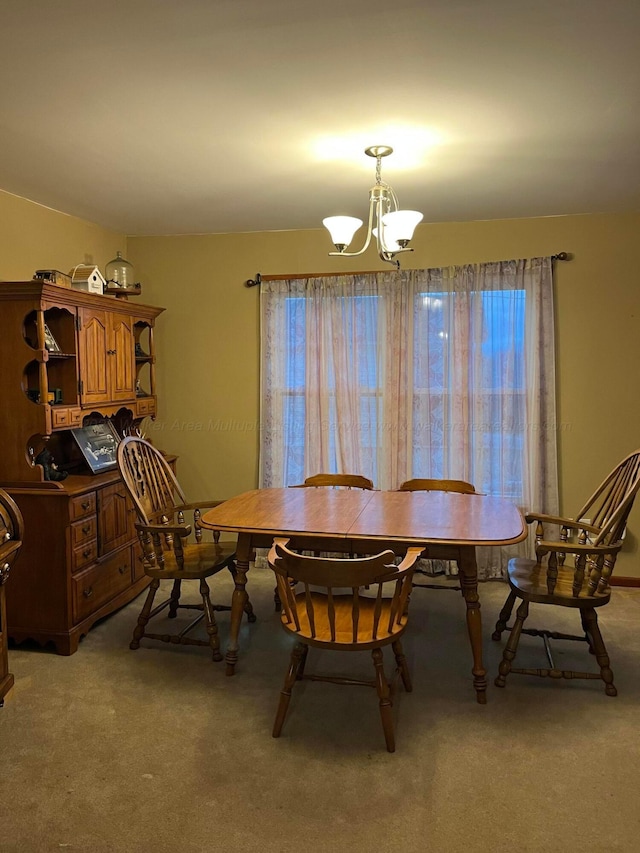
[199,487,527,703]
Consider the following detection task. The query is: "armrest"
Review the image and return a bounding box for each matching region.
[135,521,192,537]
[525,512,599,535]
[396,546,425,574]
[376,546,425,581]
[175,500,225,512]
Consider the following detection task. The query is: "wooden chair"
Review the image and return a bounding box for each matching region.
[291,473,374,490]
[398,478,477,592]
[0,488,24,706]
[493,450,640,696]
[398,478,476,495]
[268,538,423,752]
[275,472,375,609]
[117,437,255,660]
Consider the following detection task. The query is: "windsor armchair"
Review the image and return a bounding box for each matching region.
[117,437,255,660]
[493,450,640,695]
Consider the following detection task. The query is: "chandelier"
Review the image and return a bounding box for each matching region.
[322,146,423,267]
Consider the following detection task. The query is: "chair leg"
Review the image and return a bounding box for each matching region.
[392,639,412,692]
[168,578,182,618]
[372,647,395,753]
[199,578,223,662]
[273,642,306,738]
[582,608,617,696]
[130,578,160,650]
[580,610,596,655]
[296,644,309,680]
[492,590,517,640]
[495,598,529,688]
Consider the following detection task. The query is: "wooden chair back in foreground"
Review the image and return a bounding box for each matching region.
[0,488,24,705]
[398,478,477,592]
[268,538,423,752]
[292,473,374,490]
[493,449,640,696]
[117,437,255,660]
[398,478,476,495]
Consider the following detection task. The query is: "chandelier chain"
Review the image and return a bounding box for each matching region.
[375,155,382,186]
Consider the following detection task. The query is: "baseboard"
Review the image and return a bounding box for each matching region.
[611,576,640,588]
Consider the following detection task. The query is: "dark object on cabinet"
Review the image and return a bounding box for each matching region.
[34,447,68,481]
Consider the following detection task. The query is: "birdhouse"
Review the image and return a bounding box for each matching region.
[69,264,106,295]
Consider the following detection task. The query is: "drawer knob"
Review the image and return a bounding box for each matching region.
[81,501,91,510]
[83,586,93,599]
[118,565,128,575]
[83,548,92,559]
[82,525,91,534]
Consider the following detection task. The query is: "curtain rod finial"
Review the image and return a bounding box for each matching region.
[552,252,572,262]
[246,273,262,288]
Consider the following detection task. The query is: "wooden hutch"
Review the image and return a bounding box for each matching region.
[0,281,164,654]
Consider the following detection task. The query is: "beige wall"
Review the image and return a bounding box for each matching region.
[0,190,126,281]
[128,212,640,575]
[1,188,638,575]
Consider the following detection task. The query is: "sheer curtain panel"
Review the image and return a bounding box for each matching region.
[259,258,558,578]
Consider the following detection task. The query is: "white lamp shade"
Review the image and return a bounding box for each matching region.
[323,215,363,248]
[381,209,423,242]
[373,226,401,253]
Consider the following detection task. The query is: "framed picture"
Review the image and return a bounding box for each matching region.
[43,324,61,352]
[71,422,120,474]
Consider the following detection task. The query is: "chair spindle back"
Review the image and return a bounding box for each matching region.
[269,539,419,645]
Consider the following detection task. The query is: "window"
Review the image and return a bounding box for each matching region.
[260,260,557,519]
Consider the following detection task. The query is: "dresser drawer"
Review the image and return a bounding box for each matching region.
[69,492,97,521]
[70,516,98,548]
[136,397,156,416]
[51,407,82,429]
[72,547,133,624]
[71,539,99,573]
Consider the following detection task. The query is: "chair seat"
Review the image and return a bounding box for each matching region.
[507,557,611,608]
[280,591,408,649]
[144,541,236,580]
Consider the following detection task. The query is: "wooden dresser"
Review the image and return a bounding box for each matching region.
[0,281,165,654]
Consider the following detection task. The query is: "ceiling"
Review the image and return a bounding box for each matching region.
[1,0,639,236]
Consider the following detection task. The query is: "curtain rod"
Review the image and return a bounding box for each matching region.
[246,270,386,286]
[245,253,572,287]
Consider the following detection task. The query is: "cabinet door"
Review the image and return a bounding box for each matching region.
[78,309,136,405]
[98,483,136,554]
[109,313,136,402]
[78,309,110,405]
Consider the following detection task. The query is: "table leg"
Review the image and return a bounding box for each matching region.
[225,533,251,676]
[457,547,487,704]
